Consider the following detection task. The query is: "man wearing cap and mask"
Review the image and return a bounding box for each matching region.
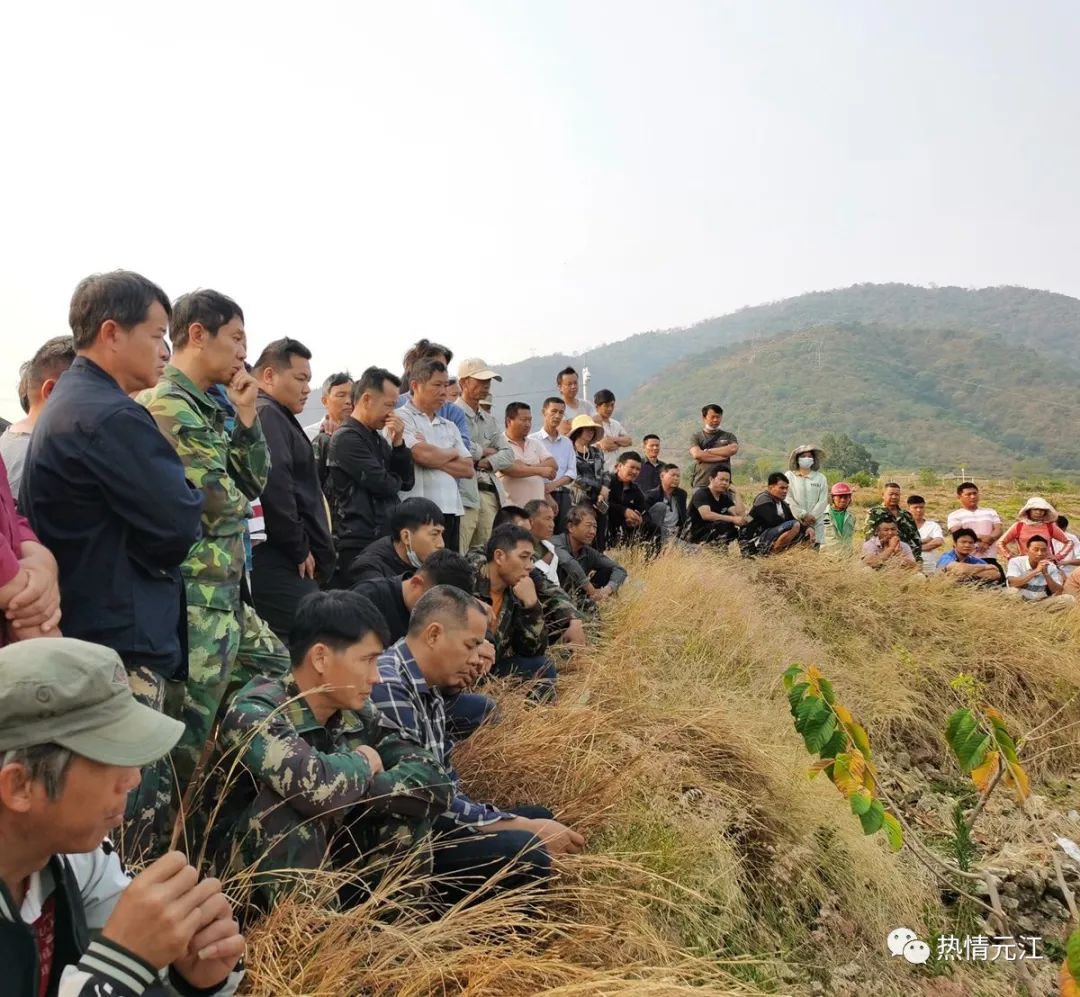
[0,637,245,997]
[455,359,514,555]
[821,482,857,555]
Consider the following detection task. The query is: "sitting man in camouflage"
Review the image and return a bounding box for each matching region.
[207,590,453,910]
[139,289,291,802]
[863,481,923,564]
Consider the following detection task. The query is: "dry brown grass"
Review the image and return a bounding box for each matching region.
[236,543,1072,995]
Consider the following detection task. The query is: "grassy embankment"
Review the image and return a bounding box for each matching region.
[234,492,1080,994]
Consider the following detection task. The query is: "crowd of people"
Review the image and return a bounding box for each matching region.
[0,269,1074,995]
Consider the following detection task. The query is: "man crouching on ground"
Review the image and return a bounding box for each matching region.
[0,637,244,997]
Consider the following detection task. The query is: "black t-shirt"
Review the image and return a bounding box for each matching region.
[353,575,410,643]
[688,487,737,543]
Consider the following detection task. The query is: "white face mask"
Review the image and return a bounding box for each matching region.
[798,456,814,469]
[402,534,424,569]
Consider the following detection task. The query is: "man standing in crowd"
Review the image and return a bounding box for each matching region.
[907,494,944,568]
[470,525,557,700]
[0,638,245,997]
[209,591,453,908]
[861,519,918,570]
[2,336,75,495]
[140,288,289,799]
[398,340,471,450]
[529,396,577,530]
[326,367,413,586]
[499,402,557,509]
[645,463,688,545]
[687,466,745,545]
[251,338,336,642]
[593,389,633,471]
[745,472,812,556]
[689,404,739,488]
[397,358,474,552]
[348,497,446,583]
[820,482,857,554]
[308,371,352,486]
[21,270,201,852]
[455,359,513,554]
[372,586,583,904]
[937,528,1002,585]
[864,482,923,563]
[946,482,1003,562]
[555,367,594,434]
[636,434,663,495]
[1005,535,1073,608]
[553,504,628,607]
[607,451,649,546]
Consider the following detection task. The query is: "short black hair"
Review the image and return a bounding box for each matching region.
[542,396,565,411]
[390,498,444,539]
[68,270,172,351]
[1058,515,1070,530]
[701,403,723,417]
[288,590,390,668]
[567,503,597,527]
[593,388,615,406]
[556,366,577,386]
[25,336,76,394]
[951,528,978,543]
[493,505,529,529]
[643,433,660,444]
[353,366,401,404]
[956,481,978,496]
[252,337,312,374]
[322,372,352,394]
[660,463,680,475]
[616,450,642,465]
[408,584,482,636]
[409,357,447,386]
[883,481,901,491]
[523,499,551,518]
[402,339,453,382]
[417,549,475,592]
[767,472,789,486]
[170,289,244,349]
[504,401,530,424]
[1027,534,1050,548]
[485,523,534,561]
[708,465,731,480]
[907,494,925,505]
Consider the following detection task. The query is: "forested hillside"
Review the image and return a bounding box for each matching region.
[626,322,1080,475]
[493,283,1080,410]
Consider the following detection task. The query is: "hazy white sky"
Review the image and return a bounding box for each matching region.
[2,1,1077,413]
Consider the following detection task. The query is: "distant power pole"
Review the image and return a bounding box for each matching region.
[581,366,591,403]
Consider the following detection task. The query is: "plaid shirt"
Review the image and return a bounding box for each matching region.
[371,638,511,827]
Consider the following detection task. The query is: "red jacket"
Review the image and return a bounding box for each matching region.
[0,454,38,646]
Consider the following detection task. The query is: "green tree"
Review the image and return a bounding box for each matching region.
[820,432,880,477]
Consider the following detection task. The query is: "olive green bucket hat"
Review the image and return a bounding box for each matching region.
[0,638,184,766]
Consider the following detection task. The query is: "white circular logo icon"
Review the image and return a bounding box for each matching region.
[902,939,931,965]
[887,927,918,957]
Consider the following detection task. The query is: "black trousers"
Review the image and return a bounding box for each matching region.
[442,514,461,554]
[251,543,320,643]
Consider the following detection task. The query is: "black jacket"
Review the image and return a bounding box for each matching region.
[326,417,414,553]
[644,486,688,537]
[748,491,796,531]
[345,535,414,584]
[20,358,202,678]
[608,476,650,545]
[256,393,335,581]
[354,575,410,642]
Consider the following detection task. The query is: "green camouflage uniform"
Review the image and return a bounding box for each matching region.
[139,366,289,795]
[863,505,923,562]
[466,556,549,661]
[205,675,453,908]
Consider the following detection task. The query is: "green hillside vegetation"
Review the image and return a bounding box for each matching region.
[493,283,1080,409]
[625,322,1080,476]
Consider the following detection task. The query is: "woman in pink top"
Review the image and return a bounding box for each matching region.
[996,496,1074,563]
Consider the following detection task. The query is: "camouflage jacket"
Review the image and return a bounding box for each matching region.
[465,552,549,660]
[863,505,923,562]
[139,366,269,609]
[207,674,453,897]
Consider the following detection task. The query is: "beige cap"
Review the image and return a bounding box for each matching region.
[457,358,502,382]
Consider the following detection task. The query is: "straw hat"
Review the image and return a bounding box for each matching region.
[568,414,605,442]
[788,443,825,471]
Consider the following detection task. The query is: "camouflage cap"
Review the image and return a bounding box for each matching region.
[0,638,184,766]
